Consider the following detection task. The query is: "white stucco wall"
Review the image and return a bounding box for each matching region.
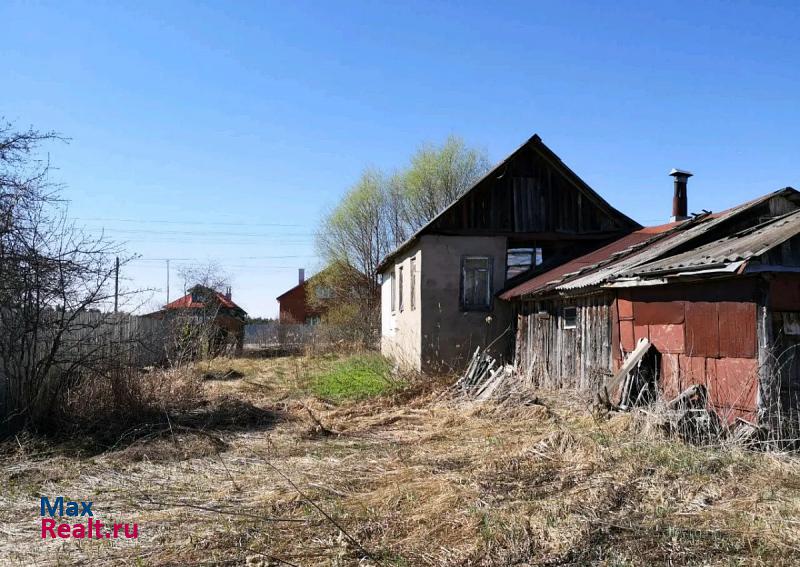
[380,273,395,338]
[380,235,513,373]
[419,234,512,372]
[380,243,423,370]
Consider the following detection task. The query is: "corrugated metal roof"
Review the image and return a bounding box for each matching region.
[502,188,800,299]
[624,209,800,277]
[499,226,676,299]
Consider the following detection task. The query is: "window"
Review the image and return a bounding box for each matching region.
[315,286,333,300]
[390,272,396,312]
[410,257,417,310]
[563,306,577,329]
[506,246,544,279]
[398,266,404,311]
[460,256,492,311]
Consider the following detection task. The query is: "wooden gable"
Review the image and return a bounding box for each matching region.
[428,137,637,237]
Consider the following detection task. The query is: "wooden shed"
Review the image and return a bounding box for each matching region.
[503,188,800,429]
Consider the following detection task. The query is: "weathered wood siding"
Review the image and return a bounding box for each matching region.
[515,293,613,390]
[763,273,800,433]
[0,312,168,422]
[430,144,631,236]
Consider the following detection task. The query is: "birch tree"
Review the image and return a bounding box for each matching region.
[399,135,490,232]
[314,136,489,336]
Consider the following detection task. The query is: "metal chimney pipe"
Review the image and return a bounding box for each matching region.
[669,168,693,222]
[299,268,305,285]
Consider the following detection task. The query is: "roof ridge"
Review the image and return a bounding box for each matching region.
[378,134,640,272]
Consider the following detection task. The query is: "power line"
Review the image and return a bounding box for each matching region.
[76,216,306,227]
[97,237,313,245]
[82,227,314,237]
[130,255,316,262]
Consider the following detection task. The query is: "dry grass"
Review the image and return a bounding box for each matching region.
[3,355,800,565]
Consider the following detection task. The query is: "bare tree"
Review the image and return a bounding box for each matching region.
[177,260,231,295]
[315,168,392,317]
[163,261,239,363]
[398,135,490,232]
[0,121,128,434]
[312,136,489,338]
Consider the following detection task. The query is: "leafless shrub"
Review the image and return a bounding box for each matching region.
[64,366,202,434]
[0,121,145,436]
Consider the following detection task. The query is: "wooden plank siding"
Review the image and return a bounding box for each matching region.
[430,145,628,237]
[515,293,614,390]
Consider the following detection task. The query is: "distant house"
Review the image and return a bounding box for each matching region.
[277,266,372,326]
[378,134,639,372]
[277,269,324,325]
[145,284,247,353]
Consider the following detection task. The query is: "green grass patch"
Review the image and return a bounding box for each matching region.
[311,353,398,400]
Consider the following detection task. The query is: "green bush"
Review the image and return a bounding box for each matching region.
[311,354,398,400]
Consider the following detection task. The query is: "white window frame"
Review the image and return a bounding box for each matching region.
[398,265,404,312]
[410,257,417,311]
[390,271,396,312]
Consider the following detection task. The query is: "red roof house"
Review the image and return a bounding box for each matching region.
[146,284,247,353]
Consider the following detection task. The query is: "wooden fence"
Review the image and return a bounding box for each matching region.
[0,311,169,420]
[244,323,316,349]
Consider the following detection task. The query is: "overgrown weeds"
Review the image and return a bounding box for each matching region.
[6,356,800,565]
[26,364,283,454]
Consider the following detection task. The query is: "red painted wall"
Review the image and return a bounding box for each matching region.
[278,282,309,324]
[614,279,760,422]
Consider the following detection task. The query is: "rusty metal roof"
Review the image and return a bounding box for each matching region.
[503,187,800,299]
[623,208,800,278]
[499,225,677,299]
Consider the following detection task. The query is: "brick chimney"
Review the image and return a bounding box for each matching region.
[299,268,305,285]
[669,168,693,222]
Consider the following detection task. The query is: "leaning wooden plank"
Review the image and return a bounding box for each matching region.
[476,366,509,401]
[454,349,481,390]
[466,353,487,386]
[474,366,500,397]
[605,338,651,399]
[463,347,481,380]
[468,357,494,390]
[667,384,707,410]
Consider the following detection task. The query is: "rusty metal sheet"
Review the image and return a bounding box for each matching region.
[611,300,621,364]
[634,301,685,325]
[649,323,685,354]
[679,355,707,386]
[660,353,682,399]
[705,358,718,395]
[630,278,757,303]
[770,274,800,311]
[634,324,649,343]
[709,357,758,423]
[684,302,719,358]
[617,297,634,320]
[620,320,635,352]
[719,302,756,358]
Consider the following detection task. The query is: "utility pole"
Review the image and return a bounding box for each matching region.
[166,259,170,304]
[114,256,119,313]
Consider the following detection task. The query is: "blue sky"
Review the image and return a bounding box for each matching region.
[2,0,799,317]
